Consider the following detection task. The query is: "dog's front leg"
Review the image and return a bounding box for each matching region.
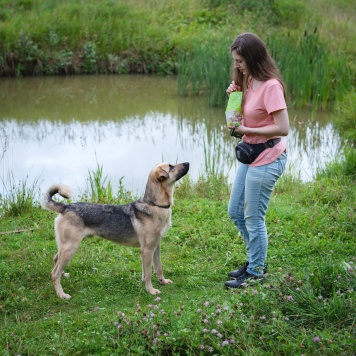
[153,244,173,286]
[141,247,161,294]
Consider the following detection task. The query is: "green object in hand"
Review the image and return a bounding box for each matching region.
[226,91,242,112]
[225,91,242,127]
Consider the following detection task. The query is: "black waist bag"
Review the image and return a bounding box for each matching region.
[235,138,281,164]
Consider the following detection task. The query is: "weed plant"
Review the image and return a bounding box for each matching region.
[0,158,355,355]
[0,172,40,217]
[85,162,114,204]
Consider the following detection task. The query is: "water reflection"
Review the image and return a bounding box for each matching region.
[0,75,342,199]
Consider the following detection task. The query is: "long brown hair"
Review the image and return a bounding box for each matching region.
[230,32,286,97]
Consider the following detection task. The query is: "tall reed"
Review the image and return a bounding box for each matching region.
[267,29,352,109]
[177,30,352,109]
[177,39,232,107]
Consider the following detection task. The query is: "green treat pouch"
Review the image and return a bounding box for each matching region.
[225,91,242,127]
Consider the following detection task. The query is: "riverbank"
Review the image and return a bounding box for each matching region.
[0,155,355,355]
[1,0,355,109]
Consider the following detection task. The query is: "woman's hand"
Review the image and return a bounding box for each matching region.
[232,109,290,137]
[226,81,241,95]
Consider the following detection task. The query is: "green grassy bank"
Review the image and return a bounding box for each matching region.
[1,0,355,108]
[1,1,355,354]
[0,150,355,355]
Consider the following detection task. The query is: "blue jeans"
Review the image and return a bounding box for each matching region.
[228,152,287,276]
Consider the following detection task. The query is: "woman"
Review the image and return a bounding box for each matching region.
[225,32,289,288]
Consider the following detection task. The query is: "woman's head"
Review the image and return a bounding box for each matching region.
[230,32,285,93]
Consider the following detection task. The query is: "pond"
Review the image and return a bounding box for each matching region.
[0,75,342,199]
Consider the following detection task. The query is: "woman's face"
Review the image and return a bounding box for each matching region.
[232,51,249,76]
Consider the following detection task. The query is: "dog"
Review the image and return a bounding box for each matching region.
[41,162,189,299]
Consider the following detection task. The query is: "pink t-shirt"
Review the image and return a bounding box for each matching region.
[242,79,287,166]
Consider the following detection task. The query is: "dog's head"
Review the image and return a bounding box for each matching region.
[143,162,189,207]
[154,162,190,185]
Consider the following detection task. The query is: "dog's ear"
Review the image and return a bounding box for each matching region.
[156,167,169,182]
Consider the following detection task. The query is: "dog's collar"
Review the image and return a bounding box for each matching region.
[143,200,171,209]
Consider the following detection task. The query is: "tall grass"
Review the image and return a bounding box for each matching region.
[177,29,352,109]
[85,162,114,203]
[267,29,352,109]
[80,162,135,205]
[177,39,232,107]
[334,90,356,145]
[0,172,40,217]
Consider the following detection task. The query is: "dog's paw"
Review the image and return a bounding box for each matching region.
[147,287,161,295]
[58,292,72,299]
[159,278,173,285]
[62,272,70,278]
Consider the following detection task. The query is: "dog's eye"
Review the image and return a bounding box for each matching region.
[169,165,174,171]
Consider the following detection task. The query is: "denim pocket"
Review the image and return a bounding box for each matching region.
[277,152,287,175]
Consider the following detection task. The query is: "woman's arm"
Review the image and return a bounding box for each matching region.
[236,108,290,137]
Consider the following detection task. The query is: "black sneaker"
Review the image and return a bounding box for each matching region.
[228,262,249,279]
[228,262,267,279]
[225,271,264,289]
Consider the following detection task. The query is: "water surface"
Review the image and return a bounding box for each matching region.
[0,75,341,199]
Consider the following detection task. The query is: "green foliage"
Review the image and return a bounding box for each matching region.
[177,38,232,107]
[317,147,356,180]
[334,90,356,145]
[0,0,354,109]
[267,29,352,109]
[271,0,306,28]
[0,172,40,217]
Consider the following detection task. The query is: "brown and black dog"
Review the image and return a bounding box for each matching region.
[41,162,189,299]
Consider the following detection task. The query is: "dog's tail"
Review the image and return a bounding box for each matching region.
[41,184,71,214]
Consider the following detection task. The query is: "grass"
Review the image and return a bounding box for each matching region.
[0,153,355,355]
[0,0,355,109]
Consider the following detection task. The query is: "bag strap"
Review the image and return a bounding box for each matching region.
[263,137,281,148]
